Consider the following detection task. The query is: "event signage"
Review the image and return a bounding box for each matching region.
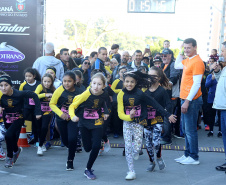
[0,0,44,87]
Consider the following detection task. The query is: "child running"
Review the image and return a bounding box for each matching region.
[69,72,109,180]
[35,73,56,155]
[50,71,82,171]
[144,66,172,172]
[0,75,41,168]
[117,70,176,180]
[19,68,41,145]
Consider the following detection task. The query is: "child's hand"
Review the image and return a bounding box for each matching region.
[36,115,42,120]
[0,107,4,114]
[130,108,136,119]
[104,114,109,120]
[45,93,53,98]
[168,114,177,123]
[72,116,79,122]
[61,113,69,120]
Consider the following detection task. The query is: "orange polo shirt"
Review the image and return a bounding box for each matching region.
[180,55,205,100]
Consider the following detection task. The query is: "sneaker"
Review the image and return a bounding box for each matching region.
[173,134,185,139]
[217,131,222,137]
[103,140,111,153]
[5,157,13,168]
[133,152,139,160]
[13,147,22,163]
[125,171,136,180]
[98,148,104,156]
[180,156,200,165]
[45,142,52,150]
[84,169,96,180]
[76,147,82,153]
[66,160,74,171]
[160,140,172,145]
[157,157,166,170]
[146,162,155,172]
[205,125,210,131]
[113,133,119,138]
[0,152,6,161]
[28,135,35,144]
[139,149,143,155]
[37,146,43,156]
[174,155,187,163]
[41,145,47,152]
[216,163,226,171]
[207,131,213,137]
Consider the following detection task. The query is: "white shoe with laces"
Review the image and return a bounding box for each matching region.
[37,146,43,156]
[174,155,187,163]
[41,145,47,152]
[180,156,200,165]
[125,171,136,180]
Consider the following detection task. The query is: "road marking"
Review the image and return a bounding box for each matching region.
[0,171,27,178]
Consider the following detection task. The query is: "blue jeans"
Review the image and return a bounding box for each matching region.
[220,110,226,160]
[181,97,203,160]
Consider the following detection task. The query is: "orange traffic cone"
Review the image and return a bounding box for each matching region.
[17,126,30,147]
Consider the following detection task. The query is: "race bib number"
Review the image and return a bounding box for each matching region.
[125,105,141,117]
[61,105,69,119]
[83,108,99,119]
[5,113,20,124]
[29,98,35,105]
[41,102,51,112]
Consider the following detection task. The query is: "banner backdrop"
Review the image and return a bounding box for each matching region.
[0,0,44,88]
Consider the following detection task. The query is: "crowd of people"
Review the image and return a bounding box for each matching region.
[0,38,226,180]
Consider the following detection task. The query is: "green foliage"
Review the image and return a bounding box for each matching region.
[63,18,179,57]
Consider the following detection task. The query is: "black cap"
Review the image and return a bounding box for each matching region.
[0,75,12,86]
[161,48,173,55]
[153,56,162,63]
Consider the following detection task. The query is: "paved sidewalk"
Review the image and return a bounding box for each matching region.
[0,125,225,185]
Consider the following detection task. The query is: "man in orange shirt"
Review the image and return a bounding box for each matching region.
[174,38,205,165]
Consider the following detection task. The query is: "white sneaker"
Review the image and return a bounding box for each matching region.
[133,152,139,160]
[180,156,200,165]
[174,155,187,163]
[41,145,47,152]
[37,146,43,156]
[103,140,111,153]
[125,171,136,180]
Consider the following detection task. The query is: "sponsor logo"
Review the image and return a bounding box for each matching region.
[0,23,30,35]
[16,0,26,12]
[0,6,14,12]
[0,42,25,63]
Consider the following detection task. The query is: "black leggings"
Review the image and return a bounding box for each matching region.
[80,126,103,170]
[102,114,111,142]
[5,118,23,158]
[57,119,78,161]
[207,103,221,131]
[24,108,38,142]
[37,114,53,146]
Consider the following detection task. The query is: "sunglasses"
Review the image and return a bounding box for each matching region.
[84,62,90,65]
[162,55,167,58]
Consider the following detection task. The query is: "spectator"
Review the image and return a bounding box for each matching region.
[60,48,70,72]
[111,51,132,82]
[212,41,226,171]
[110,58,118,72]
[142,57,150,68]
[153,57,163,68]
[33,42,64,81]
[74,48,83,66]
[174,38,205,165]
[70,50,77,58]
[89,51,98,66]
[128,50,148,71]
[66,57,78,70]
[91,47,108,76]
[161,48,181,145]
[111,44,121,63]
[75,59,91,88]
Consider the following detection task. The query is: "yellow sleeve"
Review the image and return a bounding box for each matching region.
[117,91,133,122]
[105,66,112,74]
[86,85,91,90]
[0,91,3,100]
[69,89,91,118]
[141,88,147,92]
[35,84,46,99]
[78,65,81,68]
[49,85,65,117]
[111,79,121,94]
[19,81,26,91]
